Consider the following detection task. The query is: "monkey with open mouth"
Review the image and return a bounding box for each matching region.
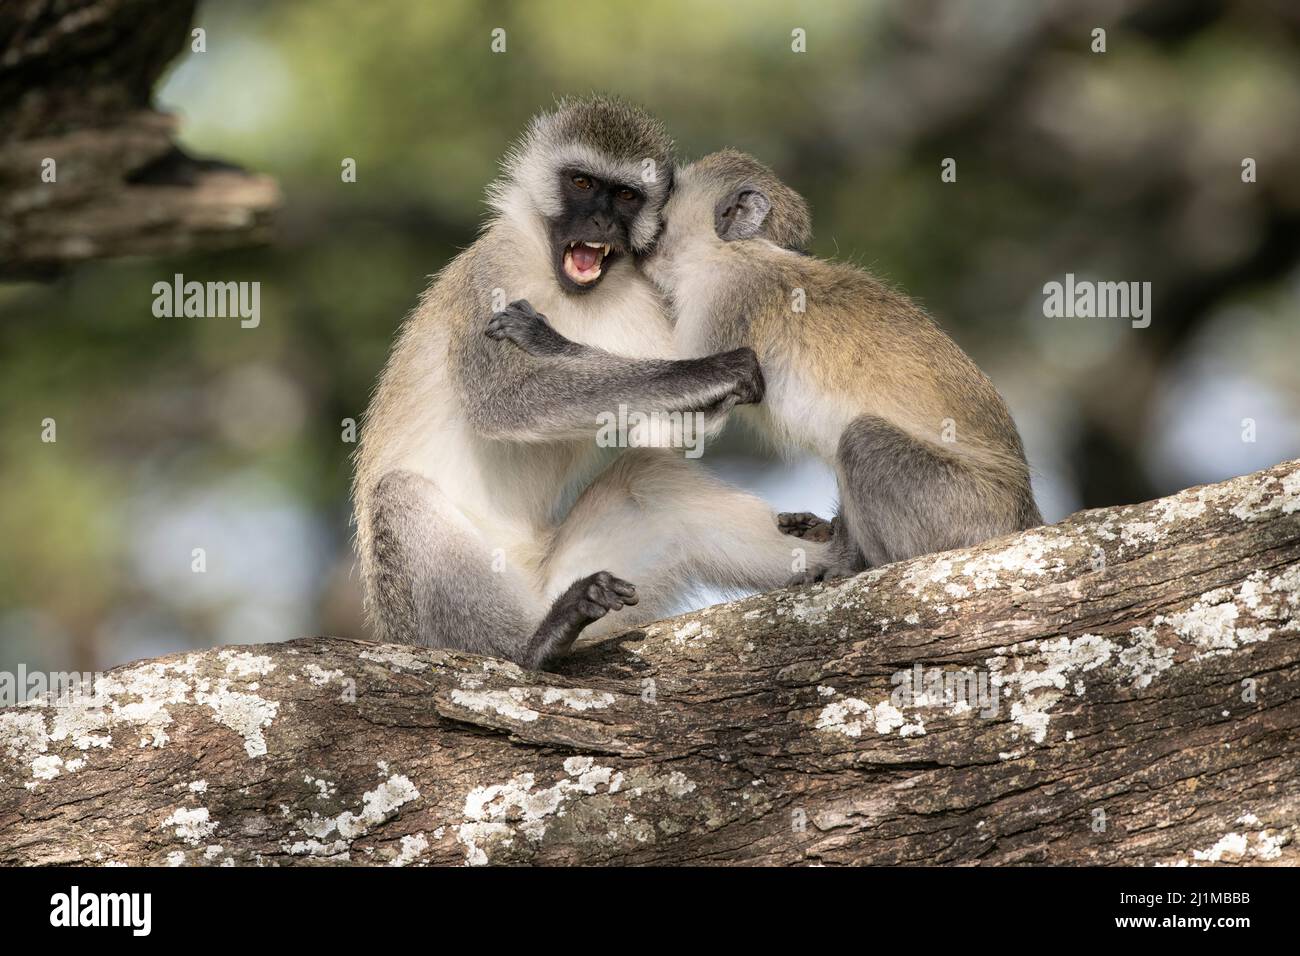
[491,148,1042,583]
[353,104,831,670]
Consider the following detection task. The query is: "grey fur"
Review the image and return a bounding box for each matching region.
[468,300,765,439]
[826,415,1040,576]
[368,470,637,669]
[353,101,818,670]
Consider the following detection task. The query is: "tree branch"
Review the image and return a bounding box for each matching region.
[0,0,278,278]
[2,460,1297,866]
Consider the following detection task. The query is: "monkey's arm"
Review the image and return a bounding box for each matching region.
[460,300,762,442]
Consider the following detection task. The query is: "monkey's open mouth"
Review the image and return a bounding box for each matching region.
[562,241,612,287]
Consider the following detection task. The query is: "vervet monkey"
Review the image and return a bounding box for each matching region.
[353,101,826,670]
[493,149,1041,581]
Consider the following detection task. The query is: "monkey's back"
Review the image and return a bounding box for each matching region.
[749,254,1019,449]
[713,247,1035,519]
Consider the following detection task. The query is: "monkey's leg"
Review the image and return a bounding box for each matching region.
[831,415,1027,571]
[366,470,635,670]
[543,450,830,638]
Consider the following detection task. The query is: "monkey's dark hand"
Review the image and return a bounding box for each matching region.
[713,347,766,407]
[486,299,579,357]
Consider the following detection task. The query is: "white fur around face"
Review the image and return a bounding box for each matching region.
[483,202,677,359]
[489,142,668,253]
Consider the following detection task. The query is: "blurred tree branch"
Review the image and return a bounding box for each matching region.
[0,0,278,278]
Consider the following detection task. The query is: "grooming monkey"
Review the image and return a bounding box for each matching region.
[353,101,827,669]
[494,149,1041,581]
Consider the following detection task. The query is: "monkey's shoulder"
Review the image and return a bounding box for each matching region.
[753,254,931,336]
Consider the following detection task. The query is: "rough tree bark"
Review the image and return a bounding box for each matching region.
[0,0,278,278]
[1,460,1297,866]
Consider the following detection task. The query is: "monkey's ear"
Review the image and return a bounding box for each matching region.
[714,187,771,241]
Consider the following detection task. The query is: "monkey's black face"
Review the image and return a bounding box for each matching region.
[548,168,646,293]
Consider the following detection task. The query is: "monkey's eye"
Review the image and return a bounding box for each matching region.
[616,187,640,202]
[571,175,593,190]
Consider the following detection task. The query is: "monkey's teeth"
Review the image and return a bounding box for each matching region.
[563,244,605,284]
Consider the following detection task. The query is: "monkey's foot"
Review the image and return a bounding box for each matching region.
[778,512,835,542]
[785,560,857,587]
[525,571,638,669]
[569,570,638,622]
